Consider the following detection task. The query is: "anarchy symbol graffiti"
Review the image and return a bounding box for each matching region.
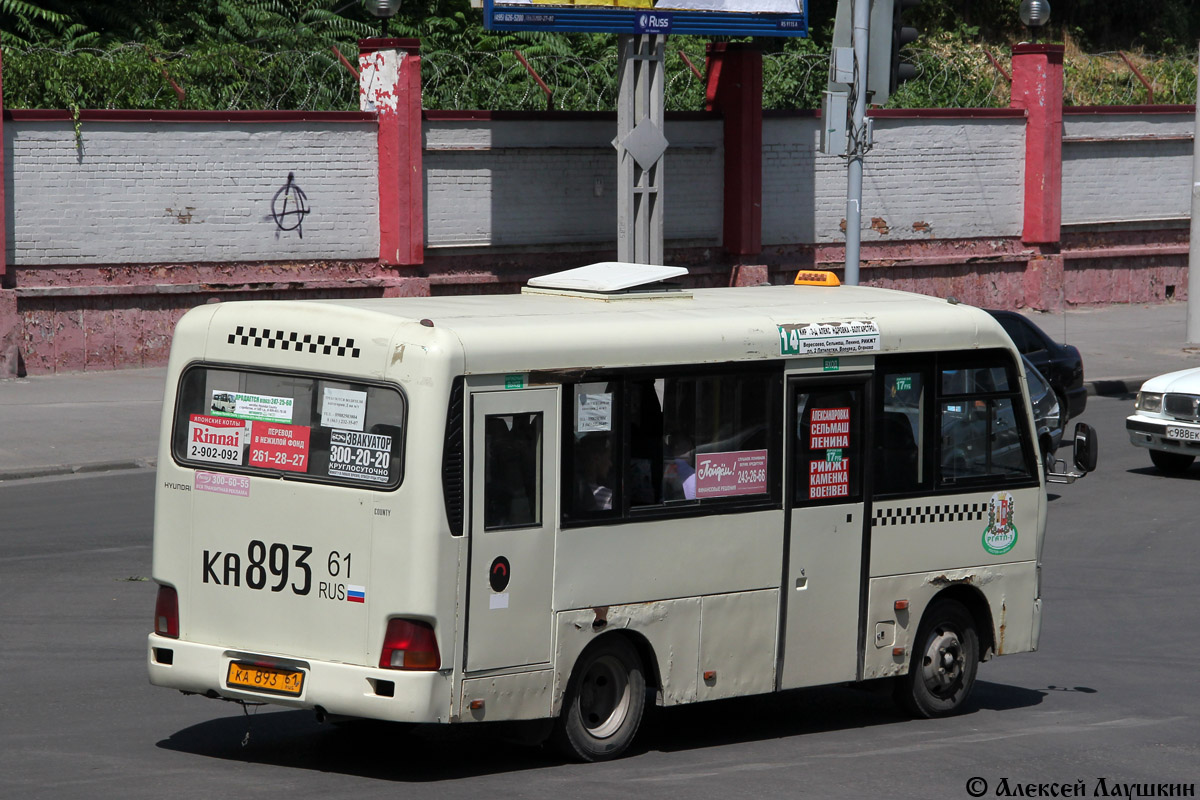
[271,172,311,238]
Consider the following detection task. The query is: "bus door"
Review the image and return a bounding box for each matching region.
[465,388,559,673]
[779,375,869,690]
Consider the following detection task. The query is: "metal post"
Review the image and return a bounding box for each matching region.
[843,0,870,285]
[615,35,667,265]
[1188,43,1200,344]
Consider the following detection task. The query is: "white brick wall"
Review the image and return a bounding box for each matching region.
[4,120,378,265]
[1062,112,1193,225]
[4,111,1190,265]
[762,116,1026,244]
[424,118,722,248]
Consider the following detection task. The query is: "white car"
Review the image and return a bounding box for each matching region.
[1126,367,1200,474]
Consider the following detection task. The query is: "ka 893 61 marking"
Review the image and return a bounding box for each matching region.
[203,541,314,595]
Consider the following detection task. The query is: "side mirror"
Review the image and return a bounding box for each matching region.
[1046,422,1098,485]
[1072,422,1098,473]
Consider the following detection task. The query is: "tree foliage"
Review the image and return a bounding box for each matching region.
[1,0,1198,111]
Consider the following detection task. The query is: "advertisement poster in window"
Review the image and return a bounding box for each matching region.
[248,422,311,473]
[187,414,249,466]
[694,449,768,497]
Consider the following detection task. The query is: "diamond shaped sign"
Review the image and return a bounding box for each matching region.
[613,120,669,170]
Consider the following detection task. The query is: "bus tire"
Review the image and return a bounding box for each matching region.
[895,599,979,719]
[1149,449,1194,474]
[552,636,646,762]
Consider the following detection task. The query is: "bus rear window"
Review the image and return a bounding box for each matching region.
[171,365,406,490]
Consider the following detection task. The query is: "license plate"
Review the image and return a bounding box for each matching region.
[1165,426,1200,441]
[226,661,304,697]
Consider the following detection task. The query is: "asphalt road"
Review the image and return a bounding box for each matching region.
[1,394,1198,800]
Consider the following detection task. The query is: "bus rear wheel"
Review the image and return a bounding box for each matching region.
[552,636,646,762]
[895,599,979,718]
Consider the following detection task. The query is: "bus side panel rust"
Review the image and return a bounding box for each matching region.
[554,598,702,714]
[863,564,1037,680]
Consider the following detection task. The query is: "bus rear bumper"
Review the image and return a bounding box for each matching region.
[147,634,452,723]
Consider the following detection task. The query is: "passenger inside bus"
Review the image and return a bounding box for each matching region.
[574,433,614,511]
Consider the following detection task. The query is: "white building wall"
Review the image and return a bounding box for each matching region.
[423,117,723,248]
[1061,112,1193,225]
[5,110,1193,266]
[3,120,378,265]
[762,115,1026,245]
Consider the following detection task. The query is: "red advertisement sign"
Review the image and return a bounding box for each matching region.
[809,459,850,499]
[694,450,768,497]
[248,421,310,473]
[809,407,850,449]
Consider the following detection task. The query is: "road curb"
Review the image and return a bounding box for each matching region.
[0,458,156,482]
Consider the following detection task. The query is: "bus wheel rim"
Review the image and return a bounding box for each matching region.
[921,628,965,698]
[578,654,631,739]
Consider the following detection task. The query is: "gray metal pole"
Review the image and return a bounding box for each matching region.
[843,0,870,285]
[615,35,666,265]
[1188,43,1200,344]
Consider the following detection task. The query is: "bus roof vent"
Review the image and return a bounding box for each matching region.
[524,262,690,300]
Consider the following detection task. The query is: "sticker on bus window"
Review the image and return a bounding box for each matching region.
[320,388,367,432]
[576,393,613,433]
[248,422,311,473]
[809,459,850,499]
[328,430,392,483]
[694,450,768,497]
[210,390,294,423]
[194,470,251,497]
[187,414,249,466]
[809,407,850,449]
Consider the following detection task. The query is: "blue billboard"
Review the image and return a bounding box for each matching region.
[483,0,808,37]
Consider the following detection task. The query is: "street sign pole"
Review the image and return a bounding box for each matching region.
[1188,42,1200,344]
[615,34,667,265]
[843,0,871,285]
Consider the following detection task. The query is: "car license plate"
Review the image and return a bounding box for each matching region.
[226,661,304,697]
[1166,426,1200,441]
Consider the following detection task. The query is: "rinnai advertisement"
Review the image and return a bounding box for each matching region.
[481,0,807,37]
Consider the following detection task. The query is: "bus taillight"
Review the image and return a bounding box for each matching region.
[379,619,441,670]
[155,585,179,639]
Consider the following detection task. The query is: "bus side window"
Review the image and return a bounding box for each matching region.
[484,413,543,529]
[564,382,621,521]
[937,357,1032,484]
[875,371,925,495]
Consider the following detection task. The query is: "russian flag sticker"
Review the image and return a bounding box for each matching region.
[347,585,366,603]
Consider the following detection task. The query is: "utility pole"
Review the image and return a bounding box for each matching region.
[1188,42,1200,344]
[843,0,871,286]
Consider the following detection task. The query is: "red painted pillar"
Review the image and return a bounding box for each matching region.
[706,43,762,261]
[1011,44,1064,245]
[0,51,19,377]
[359,38,423,267]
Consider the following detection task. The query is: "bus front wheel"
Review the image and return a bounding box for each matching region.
[895,599,979,718]
[552,636,646,762]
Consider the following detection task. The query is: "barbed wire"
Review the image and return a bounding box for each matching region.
[0,43,1195,112]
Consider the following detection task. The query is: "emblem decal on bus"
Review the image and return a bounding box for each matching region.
[982,491,1018,556]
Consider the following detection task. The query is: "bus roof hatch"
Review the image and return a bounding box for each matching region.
[526,262,689,294]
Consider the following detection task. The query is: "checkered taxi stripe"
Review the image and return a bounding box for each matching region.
[227,326,361,358]
[873,503,986,527]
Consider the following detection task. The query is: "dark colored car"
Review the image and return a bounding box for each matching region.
[986,310,1087,421]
